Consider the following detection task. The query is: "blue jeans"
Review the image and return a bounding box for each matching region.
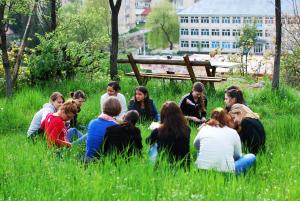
[67,128,87,145]
[149,143,158,164]
[235,153,256,175]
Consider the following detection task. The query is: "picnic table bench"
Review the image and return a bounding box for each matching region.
[117,53,228,88]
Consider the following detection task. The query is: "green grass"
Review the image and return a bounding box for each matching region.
[1,77,300,200]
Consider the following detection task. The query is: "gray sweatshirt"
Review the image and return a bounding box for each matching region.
[27,103,56,137]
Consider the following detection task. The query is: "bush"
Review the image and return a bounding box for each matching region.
[282,49,300,88]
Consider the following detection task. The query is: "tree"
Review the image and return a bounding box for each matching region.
[238,22,257,75]
[109,0,122,81]
[146,0,179,50]
[50,0,57,31]
[0,0,35,97]
[272,0,282,90]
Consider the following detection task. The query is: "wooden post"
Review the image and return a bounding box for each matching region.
[183,55,196,83]
[127,53,144,85]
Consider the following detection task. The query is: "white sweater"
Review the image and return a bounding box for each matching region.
[193,125,242,172]
[100,93,127,120]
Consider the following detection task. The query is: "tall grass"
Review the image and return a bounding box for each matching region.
[0,78,300,200]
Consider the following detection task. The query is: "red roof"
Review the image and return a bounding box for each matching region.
[142,8,151,16]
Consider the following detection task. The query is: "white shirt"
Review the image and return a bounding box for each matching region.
[100,93,127,120]
[193,125,242,172]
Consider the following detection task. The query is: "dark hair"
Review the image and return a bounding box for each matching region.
[108,81,121,92]
[226,89,245,105]
[103,97,121,117]
[134,86,153,119]
[124,110,139,126]
[70,90,86,100]
[225,85,240,92]
[50,92,64,103]
[192,82,206,114]
[60,99,78,115]
[207,107,234,128]
[159,101,188,138]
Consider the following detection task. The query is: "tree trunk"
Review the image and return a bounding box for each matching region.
[50,0,57,31]
[0,3,13,97]
[245,53,248,74]
[272,0,282,90]
[160,23,173,50]
[12,2,37,87]
[109,0,122,81]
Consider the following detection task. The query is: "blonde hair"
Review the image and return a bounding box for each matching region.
[229,104,259,119]
[60,99,78,115]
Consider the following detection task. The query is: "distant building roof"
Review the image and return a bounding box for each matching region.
[178,0,300,16]
[142,8,151,16]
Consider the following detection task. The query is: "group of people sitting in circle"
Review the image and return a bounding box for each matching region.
[27,81,266,175]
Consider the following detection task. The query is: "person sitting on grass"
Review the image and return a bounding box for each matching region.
[128,86,160,122]
[41,99,85,148]
[27,92,64,138]
[194,107,256,175]
[103,110,143,157]
[179,82,207,124]
[69,90,86,129]
[224,86,247,112]
[100,81,127,120]
[146,101,191,169]
[229,104,266,155]
[85,97,121,162]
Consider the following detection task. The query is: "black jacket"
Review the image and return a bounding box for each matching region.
[179,93,207,119]
[103,123,143,156]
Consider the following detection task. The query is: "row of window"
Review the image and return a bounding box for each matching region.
[180,41,239,48]
[180,41,270,52]
[181,16,274,24]
[180,28,272,37]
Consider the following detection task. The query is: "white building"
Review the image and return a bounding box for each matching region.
[119,0,136,34]
[177,0,299,54]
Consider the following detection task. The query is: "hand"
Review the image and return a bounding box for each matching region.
[200,117,206,123]
[186,99,195,106]
[189,116,201,123]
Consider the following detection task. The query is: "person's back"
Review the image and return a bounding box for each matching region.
[103,123,142,156]
[240,117,266,154]
[194,125,241,172]
[27,103,56,137]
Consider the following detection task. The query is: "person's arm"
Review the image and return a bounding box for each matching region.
[119,94,127,117]
[145,129,159,145]
[233,132,242,160]
[128,100,135,111]
[48,123,71,147]
[151,100,160,122]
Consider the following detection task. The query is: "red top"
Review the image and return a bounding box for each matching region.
[40,113,71,147]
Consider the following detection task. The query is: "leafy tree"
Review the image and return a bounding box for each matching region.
[146,0,179,50]
[0,0,35,97]
[238,22,257,75]
[272,0,282,90]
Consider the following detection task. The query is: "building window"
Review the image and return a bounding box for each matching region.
[232,29,240,36]
[256,17,263,24]
[211,41,220,48]
[232,17,241,24]
[243,17,252,24]
[200,41,210,48]
[201,16,209,23]
[180,29,189,35]
[191,29,199,36]
[181,41,189,47]
[180,16,188,23]
[254,44,263,53]
[256,30,263,37]
[201,29,209,36]
[222,17,230,24]
[191,41,199,48]
[222,42,231,49]
[265,30,271,37]
[212,29,220,36]
[232,42,239,49]
[211,16,220,23]
[265,17,274,24]
[222,29,230,36]
[191,16,199,23]
[265,43,270,50]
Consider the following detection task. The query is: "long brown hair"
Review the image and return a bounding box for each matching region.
[134,86,153,119]
[159,101,188,138]
[193,82,206,114]
[207,107,235,128]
